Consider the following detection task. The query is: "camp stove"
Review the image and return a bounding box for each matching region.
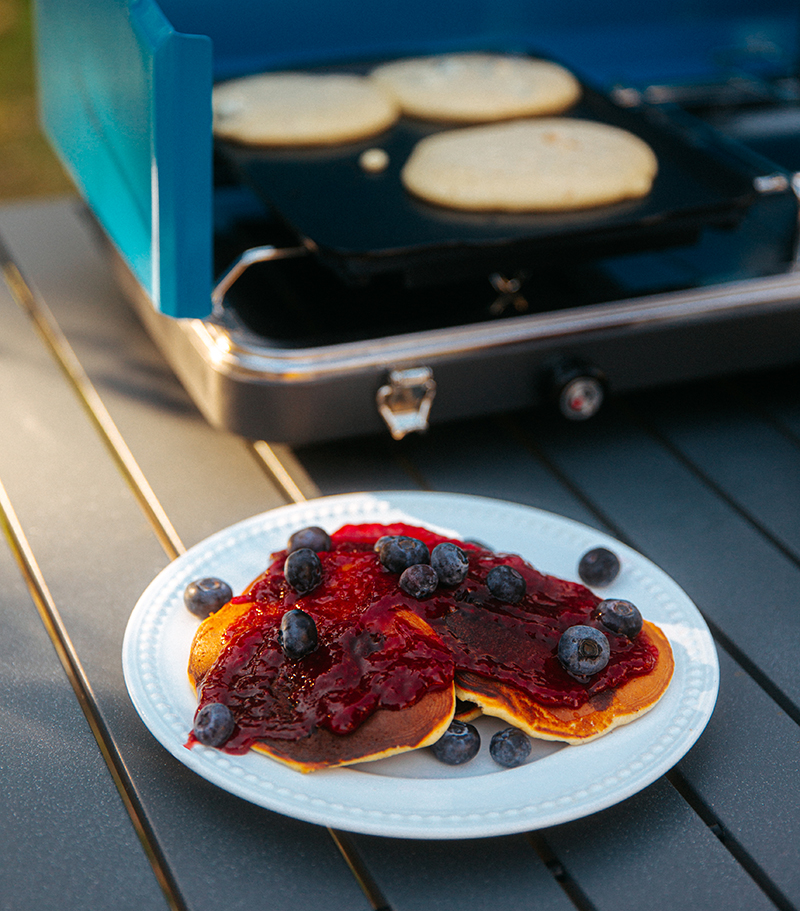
[34,0,800,443]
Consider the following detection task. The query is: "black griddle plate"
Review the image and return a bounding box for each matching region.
[217,76,762,287]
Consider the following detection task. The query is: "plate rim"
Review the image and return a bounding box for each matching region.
[122,490,720,839]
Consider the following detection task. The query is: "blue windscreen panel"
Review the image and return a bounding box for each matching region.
[33,0,799,320]
[34,0,212,319]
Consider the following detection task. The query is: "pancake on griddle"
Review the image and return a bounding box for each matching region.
[369,53,581,123]
[401,117,658,212]
[212,71,400,147]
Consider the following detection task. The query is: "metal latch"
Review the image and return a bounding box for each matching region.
[376,367,436,440]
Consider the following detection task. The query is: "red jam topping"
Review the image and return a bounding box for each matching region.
[192,523,658,753]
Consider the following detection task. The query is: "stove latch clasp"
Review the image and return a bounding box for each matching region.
[376,367,437,440]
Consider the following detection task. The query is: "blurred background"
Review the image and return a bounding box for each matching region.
[0,0,72,199]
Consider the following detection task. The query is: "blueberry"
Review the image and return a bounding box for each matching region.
[376,536,430,574]
[193,702,235,747]
[490,727,532,768]
[486,565,526,604]
[399,563,439,599]
[578,547,621,587]
[279,609,319,659]
[430,721,481,765]
[284,547,323,595]
[287,525,331,554]
[430,542,469,587]
[596,599,643,639]
[183,577,233,618]
[558,625,610,676]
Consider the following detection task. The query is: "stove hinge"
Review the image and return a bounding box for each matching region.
[376,367,437,440]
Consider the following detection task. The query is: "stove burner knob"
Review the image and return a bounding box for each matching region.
[559,375,605,420]
[545,359,607,421]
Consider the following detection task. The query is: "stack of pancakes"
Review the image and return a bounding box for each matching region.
[187,523,673,772]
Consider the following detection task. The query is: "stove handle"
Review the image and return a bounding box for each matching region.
[211,245,309,314]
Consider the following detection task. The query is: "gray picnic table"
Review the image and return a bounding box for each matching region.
[1,197,798,911]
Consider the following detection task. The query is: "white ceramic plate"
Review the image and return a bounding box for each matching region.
[122,491,719,839]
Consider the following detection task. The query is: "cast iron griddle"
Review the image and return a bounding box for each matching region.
[217,75,762,286]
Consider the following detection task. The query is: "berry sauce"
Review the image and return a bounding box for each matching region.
[192,523,658,753]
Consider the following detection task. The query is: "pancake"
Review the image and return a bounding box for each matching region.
[455,621,673,743]
[401,117,659,212]
[251,688,455,772]
[212,71,400,147]
[369,53,581,122]
[186,522,673,769]
[188,597,259,685]
[188,587,456,772]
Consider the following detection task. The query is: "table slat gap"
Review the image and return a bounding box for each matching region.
[527,833,596,911]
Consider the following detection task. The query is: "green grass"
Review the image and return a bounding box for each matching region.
[0,0,74,199]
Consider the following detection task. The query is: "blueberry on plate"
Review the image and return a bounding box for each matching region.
[183,577,233,618]
[399,563,439,599]
[287,525,332,554]
[430,720,481,765]
[279,608,319,660]
[596,599,643,639]
[578,547,621,587]
[376,536,430,574]
[557,625,610,676]
[284,547,323,595]
[490,727,532,768]
[193,702,235,747]
[486,565,526,604]
[430,542,469,587]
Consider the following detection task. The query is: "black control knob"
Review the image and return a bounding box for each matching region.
[544,358,607,421]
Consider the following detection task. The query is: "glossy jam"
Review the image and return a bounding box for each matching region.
[193,523,658,753]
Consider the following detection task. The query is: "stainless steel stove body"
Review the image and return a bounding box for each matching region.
[35,0,800,442]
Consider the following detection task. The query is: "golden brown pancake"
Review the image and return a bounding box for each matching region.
[188,598,263,686]
[189,596,456,772]
[455,620,673,743]
[250,688,455,772]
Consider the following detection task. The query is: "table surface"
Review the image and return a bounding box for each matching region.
[1,197,799,911]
